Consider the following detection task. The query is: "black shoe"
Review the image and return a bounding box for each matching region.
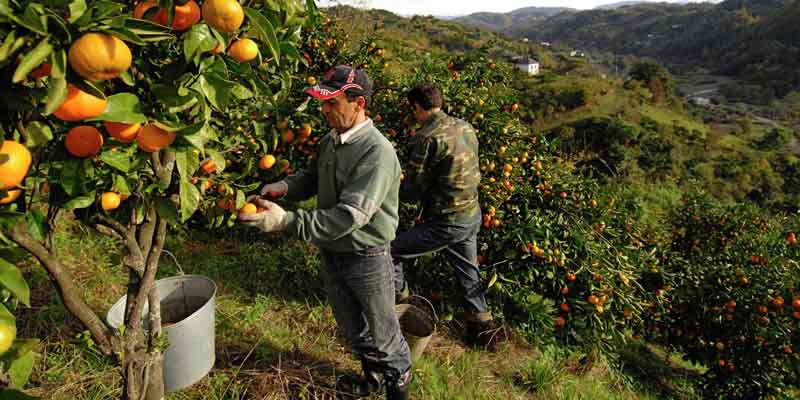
[385,369,413,400]
[465,319,509,351]
[335,370,384,399]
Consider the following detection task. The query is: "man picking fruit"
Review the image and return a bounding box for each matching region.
[239,66,412,400]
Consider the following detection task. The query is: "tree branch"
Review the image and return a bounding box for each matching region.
[8,220,114,355]
[97,215,145,276]
[138,208,157,263]
[129,216,167,330]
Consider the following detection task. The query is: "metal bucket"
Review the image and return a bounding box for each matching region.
[395,296,437,361]
[106,275,216,392]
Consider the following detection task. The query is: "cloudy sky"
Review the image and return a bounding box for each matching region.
[319,0,719,17]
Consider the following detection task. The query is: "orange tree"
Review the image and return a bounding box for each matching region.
[0,0,321,397]
[359,43,667,350]
[647,191,799,399]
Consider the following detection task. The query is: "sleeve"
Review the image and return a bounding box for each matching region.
[399,135,436,203]
[282,143,321,202]
[282,146,396,244]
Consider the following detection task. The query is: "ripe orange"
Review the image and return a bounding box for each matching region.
[0,140,32,189]
[239,202,257,216]
[65,126,104,157]
[298,124,312,139]
[555,316,566,328]
[784,346,793,354]
[216,198,235,210]
[202,0,244,32]
[587,295,599,305]
[511,103,520,112]
[0,189,22,205]
[133,1,157,18]
[0,322,15,355]
[200,160,217,174]
[789,232,797,245]
[771,296,784,307]
[30,62,51,78]
[53,84,107,121]
[282,129,295,144]
[307,76,317,85]
[566,273,577,282]
[228,38,258,62]
[561,287,569,295]
[136,124,176,152]
[792,298,800,309]
[68,33,132,81]
[559,303,571,313]
[104,121,141,143]
[100,192,121,211]
[153,0,201,30]
[258,154,276,170]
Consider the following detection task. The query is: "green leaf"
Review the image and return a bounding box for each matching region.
[58,159,82,196]
[68,0,87,23]
[179,123,216,150]
[12,38,52,83]
[0,258,30,307]
[118,70,135,86]
[155,197,179,223]
[63,194,95,210]
[195,74,235,110]
[25,210,45,244]
[49,49,66,79]
[183,23,216,64]
[8,350,38,389]
[100,150,132,173]
[179,179,200,222]
[0,302,15,323]
[106,27,146,46]
[205,148,226,174]
[231,84,253,100]
[43,78,67,116]
[19,4,47,34]
[75,80,106,100]
[152,84,198,114]
[175,148,199,180]
[244,8,280,63]
[24,121,52,148]
[112,175,130,195]
[89,93,147,123]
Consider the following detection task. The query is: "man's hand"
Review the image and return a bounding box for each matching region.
[259,181,288,199]
[239,198,288,233]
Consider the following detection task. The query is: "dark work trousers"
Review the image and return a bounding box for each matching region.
[320,245,412,379]
[391,211,491,317]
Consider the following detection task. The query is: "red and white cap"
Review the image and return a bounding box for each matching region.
[306,65,373,100]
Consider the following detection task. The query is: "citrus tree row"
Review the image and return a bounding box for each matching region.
[0,0,332,397]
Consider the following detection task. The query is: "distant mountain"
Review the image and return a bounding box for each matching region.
[454,7,575,34]
[595,1,649,9]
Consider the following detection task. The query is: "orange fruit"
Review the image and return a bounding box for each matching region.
[0,189,22,205]
[566,273,577,282]
[587,295,599,305]
[560,287,569,295]
[559,303,571,313]
[555,316,566,328]
[0,140,32,189]
[789,232,797,245]
[228,38,258,62]
[216,198,234,210]
[298,124,312,139]
[30,62,51,78]
[153,0,201,30]
[0,322,15,355]
[53,84,107,121]
[100,192,121,211]
[65,126,104,158]
[258,154,276,170]
[771,296,784,307]
[793,298,800,309]
[282,129,295,144]
[276,159,290,173]
[200,160,216,174]
[202,0,244,32]
[68,33,132,81]
[239,202,257,215]
[133,1,157,18]
[136,124,176,152]
[104,121,141,143]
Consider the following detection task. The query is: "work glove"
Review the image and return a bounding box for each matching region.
[239,198,289,233]
[259,181,288,199]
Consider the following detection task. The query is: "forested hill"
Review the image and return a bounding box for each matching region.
[456,0,800,97]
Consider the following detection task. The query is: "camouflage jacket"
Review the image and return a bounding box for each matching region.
[400,110,481,221]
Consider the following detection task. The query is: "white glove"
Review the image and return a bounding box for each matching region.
[238,198,289,233]
[259,181,288,199]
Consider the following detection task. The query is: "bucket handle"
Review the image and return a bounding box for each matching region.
[408,294,438,325]
[161,248,184,276]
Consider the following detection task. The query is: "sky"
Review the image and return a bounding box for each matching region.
[318,0,718,17]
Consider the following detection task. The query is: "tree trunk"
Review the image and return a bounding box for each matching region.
[7,220,114,355]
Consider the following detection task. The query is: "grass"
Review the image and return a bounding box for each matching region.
[13,218,704,399]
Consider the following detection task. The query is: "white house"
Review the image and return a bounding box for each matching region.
[570,50,585,57]
[515,58,540,76]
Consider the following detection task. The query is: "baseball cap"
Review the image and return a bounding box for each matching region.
[306,65,373,101]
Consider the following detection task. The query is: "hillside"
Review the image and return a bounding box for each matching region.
[453,0,800,98]
[454,7,574,33]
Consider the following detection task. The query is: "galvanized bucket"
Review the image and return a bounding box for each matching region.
[106,274,216,392]
[395,295,437,361]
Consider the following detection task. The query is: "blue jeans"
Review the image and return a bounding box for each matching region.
[391,211,491,316]
[320,245,411,378]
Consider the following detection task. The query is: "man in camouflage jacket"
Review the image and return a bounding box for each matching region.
[392,83,505,349]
